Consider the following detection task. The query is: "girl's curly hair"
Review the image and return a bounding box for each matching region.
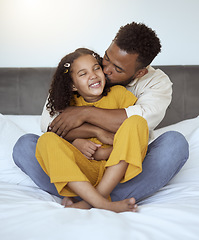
[47,48,110,116]
[114,22,161,69]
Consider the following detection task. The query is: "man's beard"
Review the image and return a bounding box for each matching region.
[105,74,135,87]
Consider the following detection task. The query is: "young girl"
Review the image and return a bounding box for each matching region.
[36,48,149,213]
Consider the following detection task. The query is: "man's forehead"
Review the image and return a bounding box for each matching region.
[106,44,139,71]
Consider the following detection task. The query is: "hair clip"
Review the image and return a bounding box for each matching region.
[64,62,70,74]
[64,63,70,68]
[92,53,96,58]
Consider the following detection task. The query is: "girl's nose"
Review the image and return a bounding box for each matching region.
[90,71,97,80]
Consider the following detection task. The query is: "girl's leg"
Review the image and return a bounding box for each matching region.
[110,131,189,202]
[69,115,147,211]
[68,115,149,212]
[13,133,62,198]
[106,115,149,183]
[67,161,137,213]
[35,132,136,212]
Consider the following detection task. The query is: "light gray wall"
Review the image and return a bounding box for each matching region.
[0,0,198,67]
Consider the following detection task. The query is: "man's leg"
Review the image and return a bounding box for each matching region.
[12,133,62,198]
[110,131,189,202]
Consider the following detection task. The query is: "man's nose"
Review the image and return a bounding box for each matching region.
[103,64,112,75]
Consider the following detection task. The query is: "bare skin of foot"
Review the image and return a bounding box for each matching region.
[65,198,138,213]
[61,197,75,206]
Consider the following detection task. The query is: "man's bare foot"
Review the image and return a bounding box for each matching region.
[61,197,74,207]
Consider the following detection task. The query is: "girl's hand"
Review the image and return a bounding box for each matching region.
[93,147,113,161]
[72,139,101,159]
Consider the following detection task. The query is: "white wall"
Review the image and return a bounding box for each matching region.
[0,0,198,67]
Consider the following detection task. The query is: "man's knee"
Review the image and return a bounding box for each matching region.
[150,131,189,169]
[13,133,39,167]
[159,131,189,158]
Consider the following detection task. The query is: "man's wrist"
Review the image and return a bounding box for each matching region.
[81,106,93,122]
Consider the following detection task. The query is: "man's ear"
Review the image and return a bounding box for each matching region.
[135,68,148,78]
[72,85,78,91]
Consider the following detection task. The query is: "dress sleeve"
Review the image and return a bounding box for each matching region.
[111,86,138,108]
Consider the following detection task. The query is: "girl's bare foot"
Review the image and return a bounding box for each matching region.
[61,197,74,206]
[108,198,138,213]
[65,197,138,213]
[67,200,92,210]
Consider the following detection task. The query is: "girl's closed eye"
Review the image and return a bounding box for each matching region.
[79,71,87,77]
[94,65,101,71]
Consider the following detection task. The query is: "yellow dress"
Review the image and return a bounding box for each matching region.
[36,85,149,197]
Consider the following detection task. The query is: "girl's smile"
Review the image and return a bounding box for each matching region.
[89,81,101,88]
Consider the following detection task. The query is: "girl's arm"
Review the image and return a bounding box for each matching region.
[72,139,101,159]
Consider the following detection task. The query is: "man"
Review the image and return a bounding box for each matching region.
[13,22,189,203]
[41,22,171,141]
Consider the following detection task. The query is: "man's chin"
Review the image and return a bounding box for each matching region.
[105,76,114,87]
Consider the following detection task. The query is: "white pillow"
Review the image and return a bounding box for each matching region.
[154,115,199,139]
[6,115,42,135]
[168,127,199,184]
[154,116,199,185]
[0,114,38,187]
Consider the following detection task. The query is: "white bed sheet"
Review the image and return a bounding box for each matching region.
[0,114,199,240]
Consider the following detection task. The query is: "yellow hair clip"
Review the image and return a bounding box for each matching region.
[64,63,70,74]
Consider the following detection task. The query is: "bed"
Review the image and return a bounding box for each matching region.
[0,66,199,240]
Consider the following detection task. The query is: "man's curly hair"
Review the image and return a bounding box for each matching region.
[47,48,110,116]
[114,22,161,69]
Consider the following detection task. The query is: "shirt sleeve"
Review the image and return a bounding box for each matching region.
[125,70,172,131]
[40,97,57,132]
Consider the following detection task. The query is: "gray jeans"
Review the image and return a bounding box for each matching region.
[12,131,189,202]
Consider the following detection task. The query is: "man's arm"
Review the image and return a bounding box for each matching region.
[40,98,118,142]
[49,106,127,138]
[64,122,114,145]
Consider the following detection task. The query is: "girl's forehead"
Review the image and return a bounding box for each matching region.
[72,55,98,69]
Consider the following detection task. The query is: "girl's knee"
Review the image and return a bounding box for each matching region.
[38,132,57,143]
[123,115,148,132]
[37,132,66,151]
[125,115,147,126]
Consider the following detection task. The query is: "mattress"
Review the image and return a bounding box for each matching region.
[0,114,199,240]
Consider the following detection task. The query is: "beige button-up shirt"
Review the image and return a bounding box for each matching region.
[125,66,172,140]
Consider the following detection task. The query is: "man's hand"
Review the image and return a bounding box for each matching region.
[96,128,114,145]
[72,139,101,159]
[49,106,87,137]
